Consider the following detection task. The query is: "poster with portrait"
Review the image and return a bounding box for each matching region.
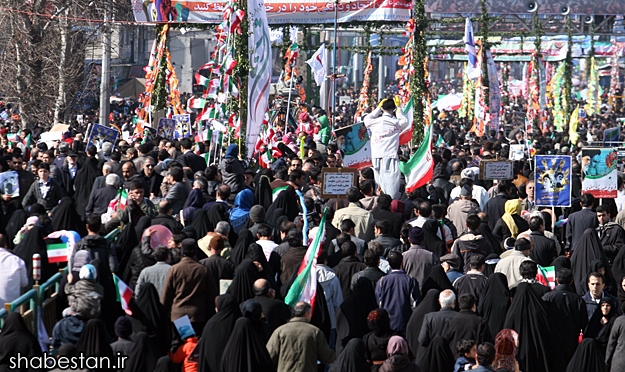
[334,122,372,169]
[87,124,119,152]
[534,155,571,207]
[0,171,19,198]
[581,148,618,198]
[157,118,176,140]
[173,114,192,139]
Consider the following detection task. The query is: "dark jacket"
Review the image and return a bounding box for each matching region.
[56,164,79,197]
[371,234,402,252]
[139,171,164,198]
[443,309,492,358]
[566,208,598,251]
[333,256,367,299]
[582,291,622,321]
[218,146,246,195]
[73,234,118,273]
[151,214,184,233]
[492,215,530,242]
[598,222,625,264]
[451,231,494,273]
[280,246,308,284]
[22,178,64,211]
[372,209,404,238]
[529,230,558,267]
[178,150,207,174]
[351,266,386,291]
[86,184,119,216]
[165,182,189,215]
[418,307,459,347]
[484,193,510,230]
[255,295,292,336]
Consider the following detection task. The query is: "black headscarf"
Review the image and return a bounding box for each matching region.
[5,209,28,248]
[51,197,87,236]
[363,308,394,363]
[406,289,441,358]
[310,281,333,343]
[220,318,275,372]
[75,319,114,365]
[0,313,42,371]
[335,277,378,354]
[13,225,54,287]
[552,256,572,273]
[416,335,455,371]
[420,265,453,298]
[90,258,124,337]
[477,273,511,337]
[115,223,140,284]
[246,243,278,290]
[74,156,101,220]
[227,260,262,304]
[328,338,369,372]
[566,338,608,372]
[230,229,255,268]
[571,228,615,296]
[478,221,502,256]
[241,299,269,343]
[206,203,238,246]
[503,282,552,372]
[197,294,242,372]
[584,296,618,341]
[123,331,162,372]
[422,219,447,258]
[254,175,273,212]
[266,185,299,222]
[191,209,213,241]
[131,282,171,356]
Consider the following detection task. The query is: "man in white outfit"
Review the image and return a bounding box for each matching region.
[364,98,408,200]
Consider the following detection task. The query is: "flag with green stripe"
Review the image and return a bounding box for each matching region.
[284,209,327,312]
[47,242,69,263]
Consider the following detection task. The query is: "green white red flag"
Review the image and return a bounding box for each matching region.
[113,274,133,315]
[284,209,327,312]
[399,123,434,193]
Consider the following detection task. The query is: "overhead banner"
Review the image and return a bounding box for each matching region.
[247,0,272,157]
[130,0,411,24]
[334,122,372,169]
[581,148,618,198]
[534,155,571,207]
[425,0,625,15]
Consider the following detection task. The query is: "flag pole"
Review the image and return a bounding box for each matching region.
[331,0,339,113]
[285,63,297,130]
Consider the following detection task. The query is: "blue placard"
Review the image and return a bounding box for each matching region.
[173,114,192,139]
[87,124,119,151]
[157,118,176,140]
[534,155,572,207]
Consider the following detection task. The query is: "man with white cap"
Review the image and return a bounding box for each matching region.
[364,97,408,200]
[449,168,490,210]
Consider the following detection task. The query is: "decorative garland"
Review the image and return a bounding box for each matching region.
[479,0,490,108]
[548,62,566,131]
[396,25,414,107]
[585,56,600,116]
[609,44,623,112]
[531,12,543,133]
[459,64,475,119]
[234,0,249,154]
[355,51,373,118]
[411,0,428,144]
[526,54,540,133]
[137,24,182,123]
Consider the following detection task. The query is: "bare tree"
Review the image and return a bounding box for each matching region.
[0,0,133,128]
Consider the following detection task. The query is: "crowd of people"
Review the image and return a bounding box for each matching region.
[1,86,625,372]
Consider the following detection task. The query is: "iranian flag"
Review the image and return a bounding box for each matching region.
[188,97,207,109]
[284,209,327,312]
[399,123,434,193]
[46,242,69,263]
[113,274,133,315]
[399,98,414,145]
[537,265,556,289]
[108,189,128,212]
[195,72,209,87]
[272,185,289,201]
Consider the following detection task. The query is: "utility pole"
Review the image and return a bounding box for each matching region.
[99,0,112,127]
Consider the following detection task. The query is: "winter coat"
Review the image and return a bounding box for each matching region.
[65,280,103,319]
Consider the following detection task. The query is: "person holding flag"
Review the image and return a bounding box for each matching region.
[364,97,409,199]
